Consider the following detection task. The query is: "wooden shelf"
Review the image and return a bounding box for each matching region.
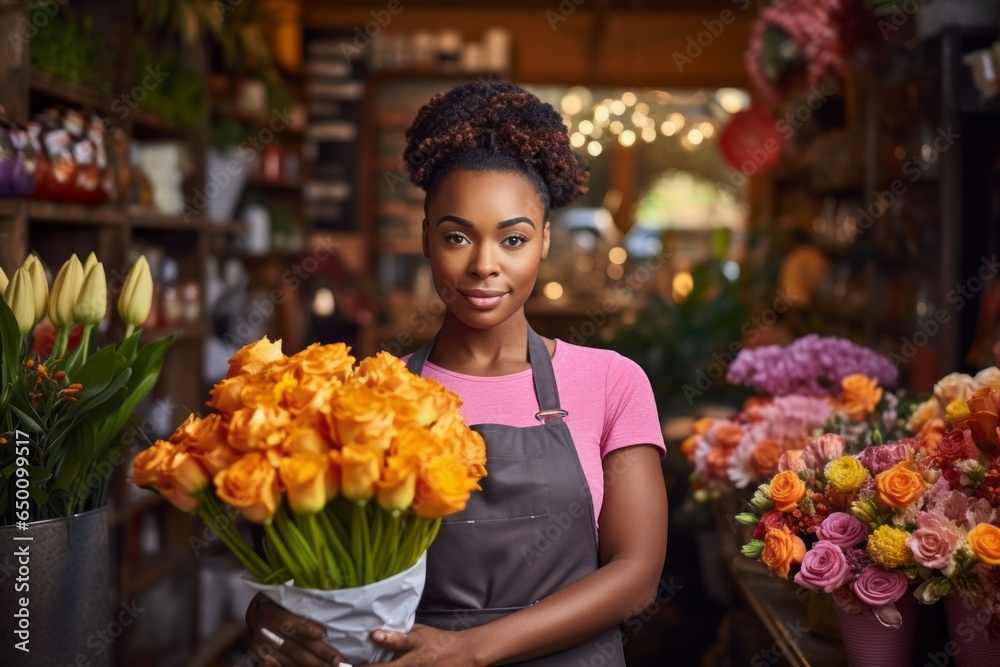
[0,198,25,218]
[27,199,126,225]
[132,110,200,140]
[189,620,248,667]
[246,177,304,193]
[29,69,113,113]
[128,206,200,231]
[123,549,191,599]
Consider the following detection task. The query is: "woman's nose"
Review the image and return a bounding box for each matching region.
[468,245,499,279]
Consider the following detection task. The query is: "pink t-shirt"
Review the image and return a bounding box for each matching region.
[407,340,665,528]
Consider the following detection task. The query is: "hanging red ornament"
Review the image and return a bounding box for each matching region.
[718,107,785,175]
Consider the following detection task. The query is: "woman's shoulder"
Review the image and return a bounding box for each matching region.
[552,339,646,378]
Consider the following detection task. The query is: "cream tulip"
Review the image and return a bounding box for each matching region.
[0,265,8,295]
[47,254,84,328]
[23,254,48,326]
[118,256,153,330]
[82,251,98,275]
[75,262,107,326]
[4,266,36,336]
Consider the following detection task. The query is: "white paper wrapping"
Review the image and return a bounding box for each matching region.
[242,554,427,664]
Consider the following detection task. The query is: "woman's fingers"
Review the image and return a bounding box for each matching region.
[248,593,347,666]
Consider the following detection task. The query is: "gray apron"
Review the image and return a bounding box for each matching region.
[405,327,627,666]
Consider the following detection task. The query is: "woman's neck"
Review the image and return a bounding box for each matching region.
[428,310,532,376]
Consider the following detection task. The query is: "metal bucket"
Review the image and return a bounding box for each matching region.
[0,506,112,666]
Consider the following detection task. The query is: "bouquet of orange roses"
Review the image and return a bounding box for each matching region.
[130,337,487,662]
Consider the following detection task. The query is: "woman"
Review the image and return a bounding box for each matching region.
[247,82,668,667]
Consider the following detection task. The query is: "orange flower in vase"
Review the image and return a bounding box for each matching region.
[966,386,1000,450]
[839,374,883,421]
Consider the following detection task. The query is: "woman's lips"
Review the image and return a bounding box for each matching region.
[459,289,508,309]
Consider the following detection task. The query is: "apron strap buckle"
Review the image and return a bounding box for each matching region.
[535,408,568,422]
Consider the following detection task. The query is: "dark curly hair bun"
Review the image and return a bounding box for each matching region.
[404,81,590,211]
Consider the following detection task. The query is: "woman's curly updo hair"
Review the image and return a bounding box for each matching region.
[403,81,589,218]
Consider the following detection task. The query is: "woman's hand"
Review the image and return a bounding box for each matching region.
[246,592,348,667]
[368,624,479,667]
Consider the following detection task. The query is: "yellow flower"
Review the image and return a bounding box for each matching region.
[429,414,487,480]
[825,456,869,492]
[22,255,48,326]
[279,452,334,515]
[839,374,883,421]
[376,455,420,513]
[876,462,926,509]
[355,351,412,390]
[169,414,240,476]
[118,256,153,329]
[74,261,106,326]
[337,444,382,502]
[214,452,281,523]
[413,454,479,519]
[4,266,35,336]
[82,251,98,275]
[0,265,8,295]
[867,525,912,569]
[967,524,1000,566]
[287,342,355,382]
[946,399,971,424]
[226,337,286,378]
[47,254,84,328]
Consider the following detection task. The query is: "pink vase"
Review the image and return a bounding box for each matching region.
[944,595,1000,667]
[833,594,917,667]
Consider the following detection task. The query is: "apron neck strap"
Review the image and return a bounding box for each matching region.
[404,326,563,413]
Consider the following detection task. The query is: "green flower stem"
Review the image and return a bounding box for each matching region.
[318,508,357,587]
[49,328,68,362]
[123,323,135,339]
[394,515,423,573]
[306,514,334,589]
[264,519,310,588]
[77,324,94,362]
[375,511,400,579]
[276,505,319,588]
[198,494,269,582]
[351,501,374,584]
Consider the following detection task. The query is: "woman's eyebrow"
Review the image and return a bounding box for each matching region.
[435,215,535,229]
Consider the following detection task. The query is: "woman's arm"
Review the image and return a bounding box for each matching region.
[372,443,668,666]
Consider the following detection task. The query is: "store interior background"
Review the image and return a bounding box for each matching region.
[1,0,999,665]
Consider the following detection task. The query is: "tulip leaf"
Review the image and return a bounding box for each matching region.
[0,300,23,406]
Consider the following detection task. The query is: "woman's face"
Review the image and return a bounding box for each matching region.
[423,169,550,330]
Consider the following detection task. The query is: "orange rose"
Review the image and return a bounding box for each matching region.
[750,438,784,478]
[208,374,250,415]
[967,387,1000,449]
[875,462,926,509]
[376,455,420,513]
[906,398,940,433]
[227,406,291,452]
[715,423,744,449]
[337,444,382,501]
[279,452,334,515]
[131,441,209,512]
[326,382,395,448]
[839,374,883,421]
[355,351,413,391]
[429,414,487,480]
[680,435,698,462]
[769,470,807,512]
[413,454,479,519]
[706,447,731,481]
[287,342,355,382]
[169,413,242,476]
[226,337,286,378]
[967,523,1000,566]
[761,526,807,578]
[214,453,280,522]
[916,417,947,458]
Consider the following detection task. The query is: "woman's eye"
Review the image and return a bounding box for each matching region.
[444,232,469,244]
[503,235,528,247]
